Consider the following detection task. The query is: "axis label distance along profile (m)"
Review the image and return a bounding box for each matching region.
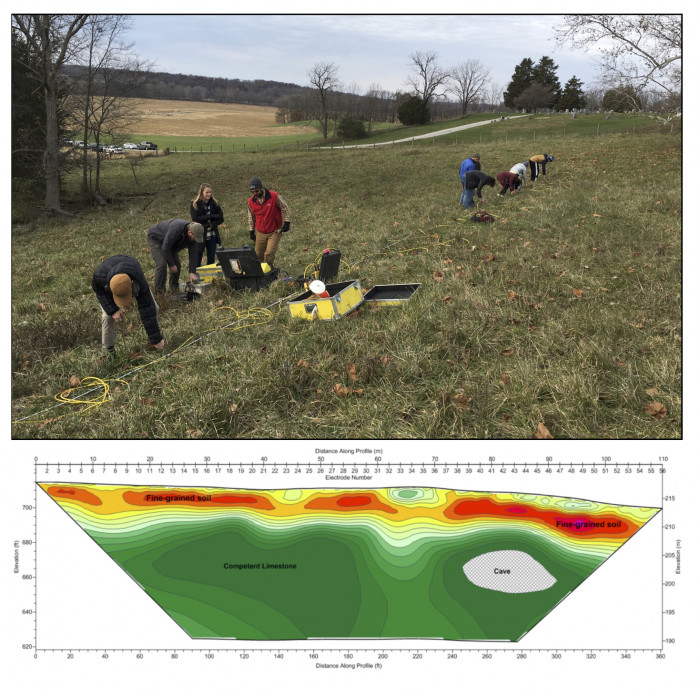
[35,481,663,649]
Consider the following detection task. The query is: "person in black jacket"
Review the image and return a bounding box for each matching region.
[92,255,164,353]
[146,219,204,294]
[462,171,496,209]
[190,183,224,266]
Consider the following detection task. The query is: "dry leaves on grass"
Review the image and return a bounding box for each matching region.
[332,383,364,397]
[68,375,81,388]
[572,289,584,298]
[643,401,667,420]
[297,359,310,369]
[452,393,472,412]
[532,422,553,439]
[346,363,357,381]
[432,270,445,282]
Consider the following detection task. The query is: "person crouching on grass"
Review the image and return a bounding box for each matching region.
[247,177,291,269]
[528,154,554,183]
[496,171,522,196]
[462,171,496,209]
[92,255,164,355]
[146,219,204,295]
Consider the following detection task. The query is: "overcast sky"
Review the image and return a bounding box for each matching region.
[123,13,604,96]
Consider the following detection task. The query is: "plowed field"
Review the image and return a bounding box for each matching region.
[125,98,315,137]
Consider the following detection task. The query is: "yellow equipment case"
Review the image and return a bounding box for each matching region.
[288,280,363,321]
[195,262,225,283]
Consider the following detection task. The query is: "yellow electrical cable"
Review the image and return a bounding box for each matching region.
[16,232,470,427]
[54,376,129,415]
[213,305,274,332]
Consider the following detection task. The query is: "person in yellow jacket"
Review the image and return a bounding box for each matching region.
[528,154,554,182]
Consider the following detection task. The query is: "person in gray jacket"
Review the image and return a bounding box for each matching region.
[146,219,204,294]
[92,255,164,353]
[509,161,528,189]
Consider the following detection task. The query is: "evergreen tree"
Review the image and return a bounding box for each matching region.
[557,76,586,111]
[532,56,561,106]
[503,58,534,109]
[397,96,430,125]
[602,85,640,112]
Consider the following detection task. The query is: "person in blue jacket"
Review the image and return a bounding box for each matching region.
[92,255,164,353]
[459,153,481,207]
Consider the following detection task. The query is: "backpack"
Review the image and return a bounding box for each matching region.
[470,210,495,223]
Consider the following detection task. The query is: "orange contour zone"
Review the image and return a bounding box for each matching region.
[44,487,639,537]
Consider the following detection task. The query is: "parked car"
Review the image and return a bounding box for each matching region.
[137,141,157,150]
[106,145,124,154]
[75,140,85,147]
[87,143,106,151]
[123,142,138,149]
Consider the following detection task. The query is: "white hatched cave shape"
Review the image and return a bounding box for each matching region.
[462,550,557,593]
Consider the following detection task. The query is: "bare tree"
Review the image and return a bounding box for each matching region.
[406,50,450,104]
[66,15,152,200]
[555,15,681,118]
[447,60,490,116]
[514,83,556,113]
[485,81,504,111]
[308,61,341,140]
[12,14,88,215]
[363,83,385,134]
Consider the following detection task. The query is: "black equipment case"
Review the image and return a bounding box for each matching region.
[216,246,278,291]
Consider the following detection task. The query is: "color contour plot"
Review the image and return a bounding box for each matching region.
[38,485,659,641]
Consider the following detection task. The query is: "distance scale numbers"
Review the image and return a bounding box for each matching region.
[16,458,679,668]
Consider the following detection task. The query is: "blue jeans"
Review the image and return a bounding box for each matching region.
[197,229,221,266]
[462,188,476,209]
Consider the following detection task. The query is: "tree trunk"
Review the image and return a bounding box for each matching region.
[42,60,62,214]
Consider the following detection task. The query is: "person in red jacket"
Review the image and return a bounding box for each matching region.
[496,171,522,196]
[247,177,291,268]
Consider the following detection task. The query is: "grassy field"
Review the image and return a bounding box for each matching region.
[114,110,668,152]
[11,114,681,439]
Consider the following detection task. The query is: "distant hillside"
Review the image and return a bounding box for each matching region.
[60,65,313,107]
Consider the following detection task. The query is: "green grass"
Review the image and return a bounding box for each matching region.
[11,119,681,439]
[106,112,669,152]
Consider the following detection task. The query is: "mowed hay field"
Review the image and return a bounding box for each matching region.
[124,98,317,138]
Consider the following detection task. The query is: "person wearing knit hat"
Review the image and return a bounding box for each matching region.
[146,218,204,294]
[247,177,291,268]
[459,153,481,207]
[92,255,164,354]
[527,153,554,183]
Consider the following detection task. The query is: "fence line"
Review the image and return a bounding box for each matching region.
[167,123,677,155]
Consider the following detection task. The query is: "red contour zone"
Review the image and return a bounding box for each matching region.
[444,498,635,536]
[122,491,274,510]
[46,486,102,506]
[304,493,398,514]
